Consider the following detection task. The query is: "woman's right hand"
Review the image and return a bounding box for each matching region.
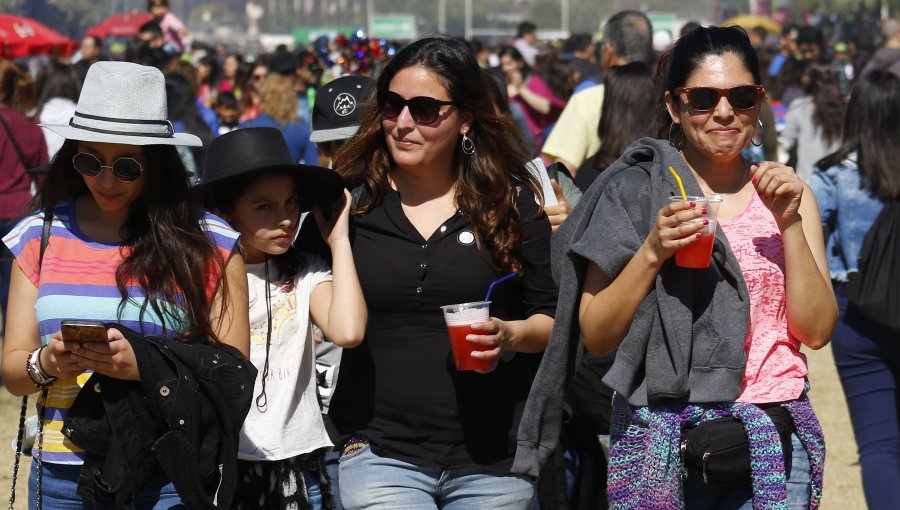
[643,199,709,268]
[42,332,87,379]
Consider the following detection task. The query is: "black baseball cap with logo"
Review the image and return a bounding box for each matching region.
[309,75,374,143]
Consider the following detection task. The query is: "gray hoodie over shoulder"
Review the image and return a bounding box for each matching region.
[512,138,750,478]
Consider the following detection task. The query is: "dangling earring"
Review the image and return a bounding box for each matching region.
[667,122,683,148]
[751,119,764,147]
[461,132,475,155]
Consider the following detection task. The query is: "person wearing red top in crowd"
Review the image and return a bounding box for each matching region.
[0,59,48,333]
[507,50,575,154]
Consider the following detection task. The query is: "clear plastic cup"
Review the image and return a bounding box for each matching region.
[667,195,723,268]
[439,301,496,371]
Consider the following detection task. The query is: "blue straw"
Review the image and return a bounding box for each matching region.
[484,273,517,302]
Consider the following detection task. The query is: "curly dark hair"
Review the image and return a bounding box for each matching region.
[334,35,541,275]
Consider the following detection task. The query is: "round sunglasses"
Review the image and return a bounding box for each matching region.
[673,85,765,111]
[72,152,144,182]
[380,90,455,124]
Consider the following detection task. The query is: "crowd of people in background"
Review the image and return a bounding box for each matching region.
[1,1,900,509]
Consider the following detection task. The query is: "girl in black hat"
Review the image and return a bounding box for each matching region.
[197,127,366,510]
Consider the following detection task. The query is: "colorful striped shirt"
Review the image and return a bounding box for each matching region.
[2,200,240,464]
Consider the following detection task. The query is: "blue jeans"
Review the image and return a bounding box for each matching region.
[308,472,324,509]
[682,432,811,509]
[832,285,900,510]
[339,444,534,509]
[28,461,184,510]
[325,448,344,509]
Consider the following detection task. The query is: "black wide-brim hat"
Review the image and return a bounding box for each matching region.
[196,127,344,211]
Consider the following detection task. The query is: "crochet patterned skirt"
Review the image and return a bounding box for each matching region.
[606,393,825,510]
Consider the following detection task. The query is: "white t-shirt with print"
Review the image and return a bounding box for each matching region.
[238,255,333,461]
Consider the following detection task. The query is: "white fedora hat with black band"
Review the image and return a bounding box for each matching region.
[41,61,201,147]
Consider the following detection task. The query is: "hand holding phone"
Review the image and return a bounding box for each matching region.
[60,320,109,343]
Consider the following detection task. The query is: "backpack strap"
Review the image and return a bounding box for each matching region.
[0,112,28,168]
[39,206,53,269]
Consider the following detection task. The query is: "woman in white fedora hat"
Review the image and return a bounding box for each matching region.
[1,61,250,509]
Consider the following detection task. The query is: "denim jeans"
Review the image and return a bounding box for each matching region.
[682,432,811,509]
[308,471,324,509]
[325,448,343,509]
[28,461,185,510]
[832,285,900,510]
[339,444,534,509]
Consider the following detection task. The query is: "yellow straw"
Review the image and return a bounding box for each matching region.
[668,166,688,200]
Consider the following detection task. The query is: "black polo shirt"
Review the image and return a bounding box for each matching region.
[329,184,557,473]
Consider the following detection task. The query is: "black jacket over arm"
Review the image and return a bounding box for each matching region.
[62,325,257,510]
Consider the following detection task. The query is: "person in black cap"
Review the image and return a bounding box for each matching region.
[310,75,374,166]
[195,127,366,510]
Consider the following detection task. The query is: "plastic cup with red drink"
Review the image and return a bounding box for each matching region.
[668,195,723,268]
[440,301,497,371]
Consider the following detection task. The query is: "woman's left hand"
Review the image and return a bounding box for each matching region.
[70,327,141,381]
[314,189,352,246]
[467,318,510,374]
[750,162,803,229]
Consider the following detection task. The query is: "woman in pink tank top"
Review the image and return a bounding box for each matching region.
[573,26,837,509]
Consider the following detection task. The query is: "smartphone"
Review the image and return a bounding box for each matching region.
[60,320,108,343]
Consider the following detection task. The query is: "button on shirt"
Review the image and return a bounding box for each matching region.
[330,185,557,473]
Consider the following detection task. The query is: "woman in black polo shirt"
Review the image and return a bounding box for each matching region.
[328,36,557,509]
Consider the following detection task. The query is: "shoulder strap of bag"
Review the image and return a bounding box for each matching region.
[8,206,53,510]
[0,111,29,168]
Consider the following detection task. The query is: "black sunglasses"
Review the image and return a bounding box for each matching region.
[380,90,454,124]
[674,85,765,111]
[72,152,144,182]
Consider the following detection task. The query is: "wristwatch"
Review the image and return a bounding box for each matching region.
[26,347,56,388]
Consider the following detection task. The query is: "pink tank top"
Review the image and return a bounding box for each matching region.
[720,192,807,403]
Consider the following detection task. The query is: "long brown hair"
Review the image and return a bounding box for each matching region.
[335,36,541,275]
[0,59,36,112]
[36,140,230,342]
[803,61,844,146]
[594,62,661,172]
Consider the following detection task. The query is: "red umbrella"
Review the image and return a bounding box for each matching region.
[85,12,154,39]
[0,14,76,59]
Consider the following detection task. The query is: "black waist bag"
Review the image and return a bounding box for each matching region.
[680,405,794,484]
